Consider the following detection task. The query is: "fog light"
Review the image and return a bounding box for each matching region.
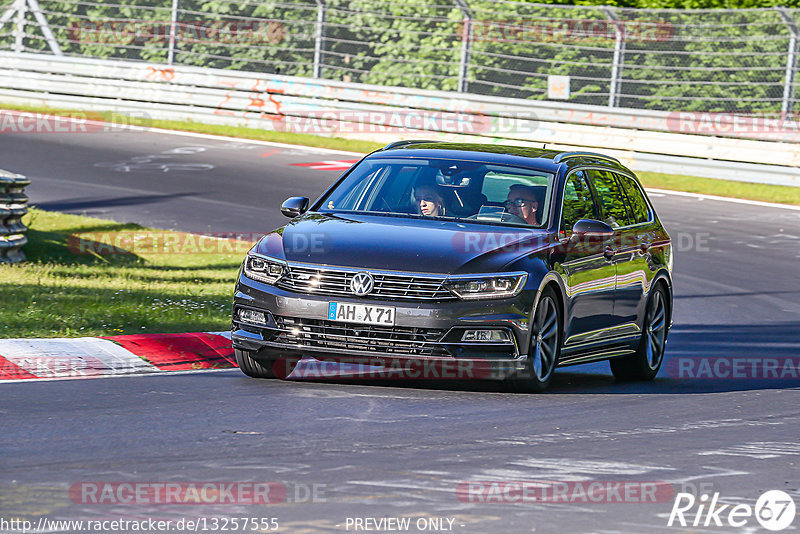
[238,308,268,326]
[461,329,511,342]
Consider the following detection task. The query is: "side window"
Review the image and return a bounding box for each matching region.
[561,171,599,234]
[588,170,633,229]
[481,171,548,203]
[616,173,651,225]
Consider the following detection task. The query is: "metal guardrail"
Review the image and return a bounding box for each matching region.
[0,52,798,187]
[2,0,800,116]
[4,51,800,146]
[0,168,29,264]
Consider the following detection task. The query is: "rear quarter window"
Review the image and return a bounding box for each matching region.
[588,170,633,229]
[616,174,652,225]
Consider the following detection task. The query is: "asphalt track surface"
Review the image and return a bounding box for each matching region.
[2,127,800,533]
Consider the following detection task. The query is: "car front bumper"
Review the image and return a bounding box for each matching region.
[231,274,535,380]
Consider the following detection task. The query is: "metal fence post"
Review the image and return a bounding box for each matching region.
[313,0,326,78]
[777,7,798,117]
[13,0,26,53]
[604,7,626,108]
[454,0,472,93]
[167,0,179,66]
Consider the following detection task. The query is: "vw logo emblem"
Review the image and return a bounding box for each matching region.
[350,272,374,296]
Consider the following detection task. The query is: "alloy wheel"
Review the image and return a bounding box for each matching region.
[531,294,559,381]
[644,289,667,370]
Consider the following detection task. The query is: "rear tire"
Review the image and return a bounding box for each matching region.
[506,287,562,393]
[235,349,298,379]
[610,284,669,381]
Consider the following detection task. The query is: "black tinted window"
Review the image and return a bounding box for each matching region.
[562,171,598,234]
[616,174,651,225]
[588,170,632,228]
[317,158,555,227]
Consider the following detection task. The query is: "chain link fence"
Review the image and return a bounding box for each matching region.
[1,0,799,115]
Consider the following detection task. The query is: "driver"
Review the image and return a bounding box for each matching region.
[413,181,447,217]
[504,184,542,225]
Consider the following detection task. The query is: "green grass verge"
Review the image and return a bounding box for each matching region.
[2,102,799,205]
[637,171,800,206]
[0,208,245,338]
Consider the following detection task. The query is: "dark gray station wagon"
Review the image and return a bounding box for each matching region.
[231,142,673,391]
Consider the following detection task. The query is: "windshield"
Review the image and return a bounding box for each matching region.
[316,157,554,228]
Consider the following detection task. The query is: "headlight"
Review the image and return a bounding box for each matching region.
[243,253,287,284]
[445,273,527,300]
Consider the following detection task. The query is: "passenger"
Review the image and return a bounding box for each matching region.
[504,184,543,225]
[413,182,447,217]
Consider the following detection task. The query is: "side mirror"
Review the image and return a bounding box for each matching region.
[281,197,309,218]
[571,219,614,239]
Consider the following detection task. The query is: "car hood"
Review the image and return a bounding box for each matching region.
[255,212,551,274]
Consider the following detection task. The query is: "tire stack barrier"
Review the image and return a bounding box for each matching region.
[0,169,29,264]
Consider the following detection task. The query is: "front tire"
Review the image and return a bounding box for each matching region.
[235,349,298,379]
[507,287,561,393]
[610,284,669,381]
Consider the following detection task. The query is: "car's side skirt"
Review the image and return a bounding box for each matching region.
[563,322,641,347]
[558,334,640,367]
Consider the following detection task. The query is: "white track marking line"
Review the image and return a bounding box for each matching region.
[125,125,367,157]
[0,367,238,384]
[646,187,800,211]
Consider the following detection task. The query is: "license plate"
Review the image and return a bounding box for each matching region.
[328,302,395,326]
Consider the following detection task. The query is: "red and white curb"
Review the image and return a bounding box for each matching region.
[290,159,360,171]
[0,332,236,382]
[0,332,456,383]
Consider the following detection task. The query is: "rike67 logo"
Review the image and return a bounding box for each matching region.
[668,490,796,531]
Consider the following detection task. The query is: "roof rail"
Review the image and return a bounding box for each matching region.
[552,151,621,164]
[381,140,439,151]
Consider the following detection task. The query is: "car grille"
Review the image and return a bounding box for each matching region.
[275,264,455,301]
[273,316,449,357]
